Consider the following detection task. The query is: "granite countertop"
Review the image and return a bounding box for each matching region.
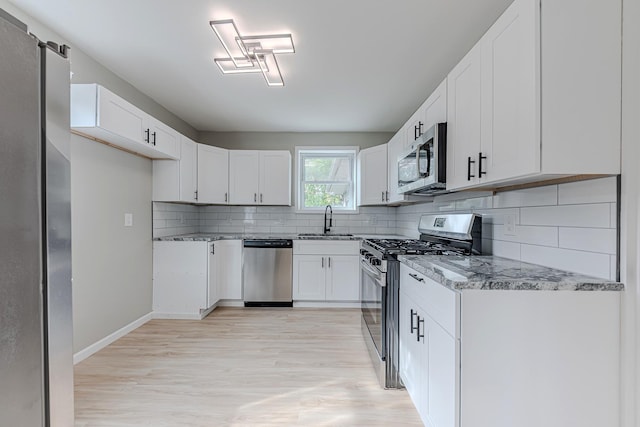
[153,233,406,242]
[398,255,623,291]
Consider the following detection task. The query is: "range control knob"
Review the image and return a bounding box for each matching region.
[360,249,368,256]
[370,258,381,266]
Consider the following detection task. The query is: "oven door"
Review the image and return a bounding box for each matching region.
[360,259,386,360]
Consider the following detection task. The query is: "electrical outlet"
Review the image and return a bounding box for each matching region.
[504,214,516,236]
[124,213,133,227]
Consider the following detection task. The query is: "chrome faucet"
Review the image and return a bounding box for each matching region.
[324,205,333,234]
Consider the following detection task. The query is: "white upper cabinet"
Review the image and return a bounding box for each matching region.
[259,151,292,205]
[197,144,229,204]
[152,136,197,203]
[446,43,483,189]
[71,84,179,160]
[229,150,291,205]
[423,79,447,131]
[404,79,448,149]
[446,0,621,191]
[358,144,388,206]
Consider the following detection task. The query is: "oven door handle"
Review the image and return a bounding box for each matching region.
[360,260,386,287]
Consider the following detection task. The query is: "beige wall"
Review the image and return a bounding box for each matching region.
[70,135,152,352]
[199,131,393,152]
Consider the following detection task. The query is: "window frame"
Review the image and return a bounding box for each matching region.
[295,146,359,214]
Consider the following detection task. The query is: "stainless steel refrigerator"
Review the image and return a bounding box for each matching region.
[0,9,74,426]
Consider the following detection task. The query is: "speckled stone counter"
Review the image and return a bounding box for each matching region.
[398,255,623,291]
[153,233,404,242]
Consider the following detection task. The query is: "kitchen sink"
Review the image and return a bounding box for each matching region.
[297,233,354,238]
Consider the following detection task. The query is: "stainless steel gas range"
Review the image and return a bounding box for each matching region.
[360,213,482,389]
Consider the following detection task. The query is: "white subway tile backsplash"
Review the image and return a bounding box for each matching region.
[491,240,521,259]
[455,196,493,210]
[152,177,617,279]
[493,185,558,208]
[520,204,610,228]
[493,224,559,247]
[521,244,611,279]
[558,176,617,205]
[558,227,616,254]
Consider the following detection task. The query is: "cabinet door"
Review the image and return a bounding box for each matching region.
[325,255,359,301]
[406,110,424,148]
[446,43,482,190]
[97,86,146,145]
[259,151,291,205]
[149,117,180,159]
[423,79,447,130]
[198,144,229,204]
[215,240,243,300]
[480,0,539,183]
[399,290,424,422]
[207,242,217,308]
[180,137,198,202]
[292,255,326,300]
[229,151,260,204]
[425,314,458,427]
[358,144,388,206]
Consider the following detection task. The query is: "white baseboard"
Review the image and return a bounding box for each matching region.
[293,301,361,308]
[216,300,244,307]
[73,312,154,365]
[152,312,203,320]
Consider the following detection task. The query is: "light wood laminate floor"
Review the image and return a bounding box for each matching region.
[74,307,422,426]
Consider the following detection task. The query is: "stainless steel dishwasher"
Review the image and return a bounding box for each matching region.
[243,239,293,307]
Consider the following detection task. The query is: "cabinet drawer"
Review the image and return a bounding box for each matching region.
[293,240,359,255]
[400,263,459,338]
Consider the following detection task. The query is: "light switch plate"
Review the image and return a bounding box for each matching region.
[124,213,133,227]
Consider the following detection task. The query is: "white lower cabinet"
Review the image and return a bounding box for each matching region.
[399,263,621,427]
[292,240,359,302]
[213,240,243,301]
[153,241,216,319]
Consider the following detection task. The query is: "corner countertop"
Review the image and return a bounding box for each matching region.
[398,255,623,291]
[153,233,409,242]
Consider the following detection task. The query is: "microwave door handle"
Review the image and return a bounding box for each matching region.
[426,144,432,177]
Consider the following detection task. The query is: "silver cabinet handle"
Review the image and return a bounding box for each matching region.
[225,193,228,202]
[151,131,157,146]
[260,193,263,203]
[328,257,331,268]
[194,190,198,200]
[210,245,214,255]
[409,273,424,282]
[385,191,389,202]
[144,128,150,143]
[321,257,324,268]
[254,193,257,202]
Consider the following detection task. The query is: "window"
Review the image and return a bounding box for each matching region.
[296,147,358,212]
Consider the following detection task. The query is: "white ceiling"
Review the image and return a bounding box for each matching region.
[9,0,513,132]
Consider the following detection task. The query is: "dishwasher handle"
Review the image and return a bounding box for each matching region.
[243,239,293,248]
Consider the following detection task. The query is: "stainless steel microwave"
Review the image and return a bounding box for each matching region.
[397,122,447,194]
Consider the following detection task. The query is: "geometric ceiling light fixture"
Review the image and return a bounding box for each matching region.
[210,19,295,87]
